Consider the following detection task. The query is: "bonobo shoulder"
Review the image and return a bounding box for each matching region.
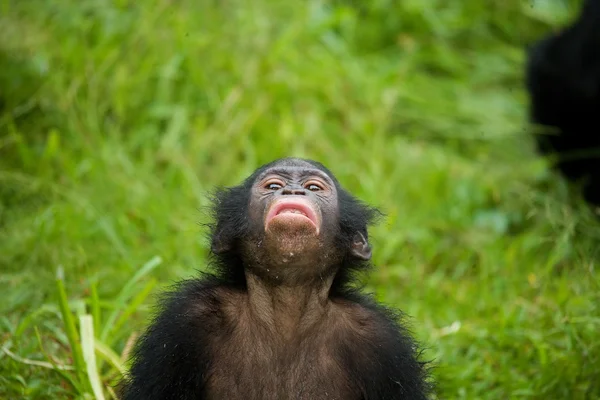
[333,293,411,340]
[121,277,230,400]
[333,294,431,400]
[155,276,249,332]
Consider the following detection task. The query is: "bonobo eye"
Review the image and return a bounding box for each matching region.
[305,181,325,192]
[264,179,285,191]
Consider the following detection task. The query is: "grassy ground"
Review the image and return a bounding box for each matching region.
[1,0,599,398]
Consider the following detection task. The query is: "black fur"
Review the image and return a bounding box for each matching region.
[119,157,431,400]
[526,0,600,205]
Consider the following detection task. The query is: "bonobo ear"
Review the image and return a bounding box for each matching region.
[210,232,232,254]
[350,232,372,261]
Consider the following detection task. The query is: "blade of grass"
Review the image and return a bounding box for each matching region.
[15,304,60,337]
[55,266,88,388]
[106,385,119,400]
[108,278,157,347]
[1,344,74,371]
[120,332,139,363]
[34,327,82,394]
[90,281,102,338]
[94,340,126,375]
[80,315,106,400]
[100,256,162,342]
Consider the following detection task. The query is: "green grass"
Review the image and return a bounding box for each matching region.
[1,0,599,398]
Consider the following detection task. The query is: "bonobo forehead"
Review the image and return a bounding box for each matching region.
[252,157,337,185]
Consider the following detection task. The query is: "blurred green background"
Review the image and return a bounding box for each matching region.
[1,0,599,398]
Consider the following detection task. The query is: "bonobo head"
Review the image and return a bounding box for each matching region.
[209,158,380,288]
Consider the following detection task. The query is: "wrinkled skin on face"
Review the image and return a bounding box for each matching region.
[242,160,342,283]
[239,159,370,285]
[209,158,376,289]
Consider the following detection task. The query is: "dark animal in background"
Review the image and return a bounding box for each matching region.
[119,157,431,400]
[526,0,600,206]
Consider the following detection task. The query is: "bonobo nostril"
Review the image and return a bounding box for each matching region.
[282,187,307,195]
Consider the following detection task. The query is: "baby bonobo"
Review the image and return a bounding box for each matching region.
[120,158,431,400]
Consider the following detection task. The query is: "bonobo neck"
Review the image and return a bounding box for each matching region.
[244,272,334,339]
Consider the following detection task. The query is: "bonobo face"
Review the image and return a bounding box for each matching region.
[210,157,376,284]
[256,162,338,236]
[243,159,342,278]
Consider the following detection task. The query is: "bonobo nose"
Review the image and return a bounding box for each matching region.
[281,187,307,195]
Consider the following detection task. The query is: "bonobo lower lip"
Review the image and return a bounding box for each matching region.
[265,198,319,231]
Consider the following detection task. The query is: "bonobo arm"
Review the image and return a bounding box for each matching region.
[120,279,222,400]
[339,296,431,400]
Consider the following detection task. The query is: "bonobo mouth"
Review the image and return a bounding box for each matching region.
[265,198,319,232]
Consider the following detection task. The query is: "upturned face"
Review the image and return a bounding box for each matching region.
[242,159,341,280]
